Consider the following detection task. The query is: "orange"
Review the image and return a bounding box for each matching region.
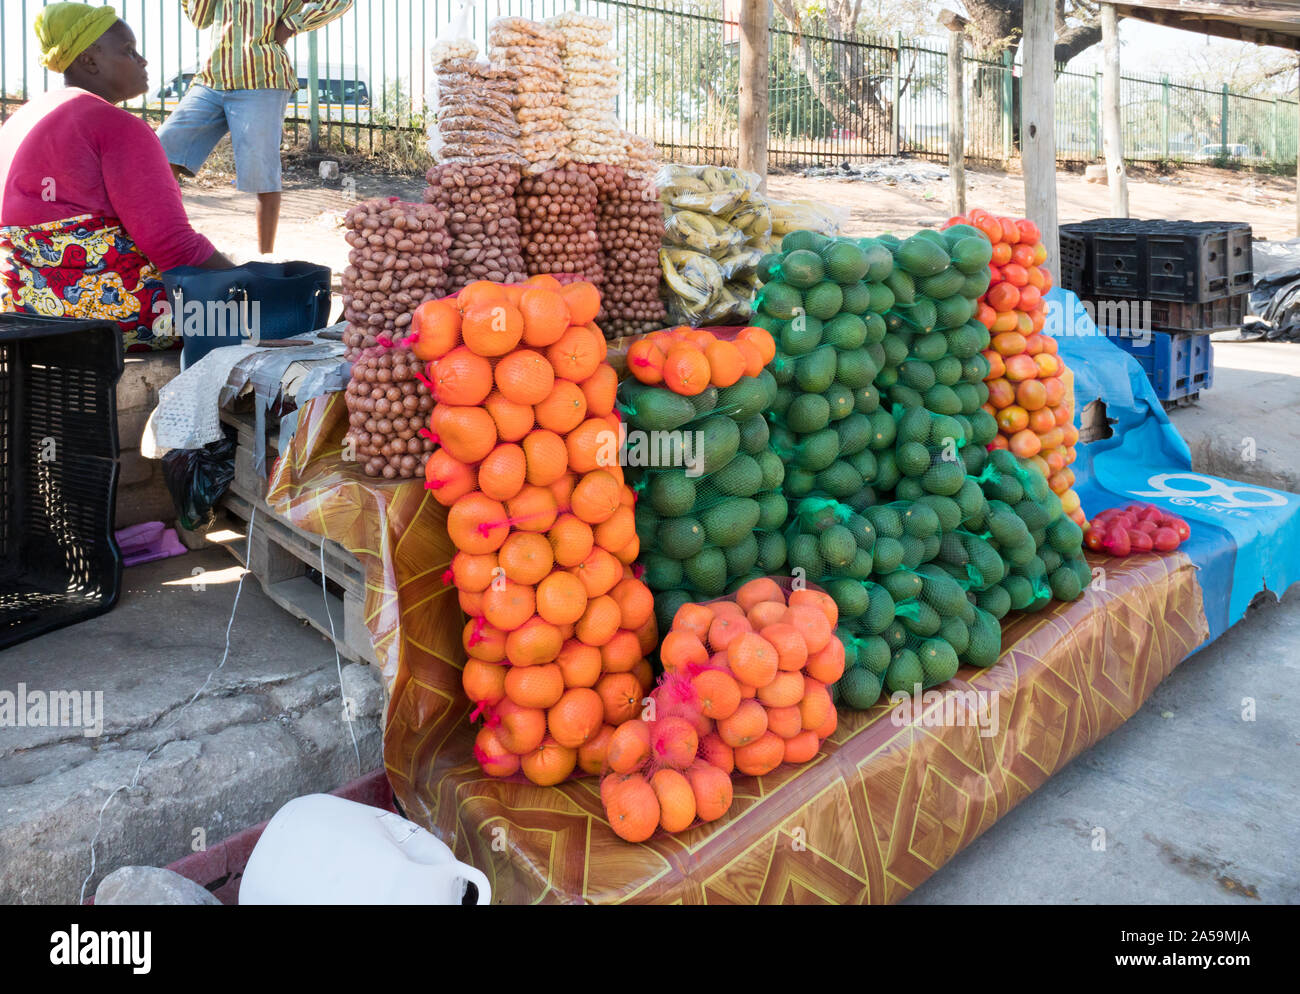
[594,505,636,553]
[477,443,527,502]
[765,703,803,740]
[1015,379,1047,412]
[814,706,837,741]
[632,657,654,694]
[605,772,659,842]
[1009,428,1042,458]
[704,339,746,388]
[462,658,507,707]
[482,579,535,632]
[575,594,620,646]
[762,623,808,672]
[494,698,547,755]
[506,484,559,533]
[570,469,621,524]
[536,570,588,626]
[577,724,616,775]
[547,513,594,568]
[505,662,565,709]
[463,618,506,663]
[431,346,493,405]
[451,551,498,593]
[727,631,779,688]
[520,736,578,787]
[409,298,462,362]
[661,346,711,396]
[570,546,621,598]
[650,769,697,834]
[626,339,666,385]
[430,405,497,463]
[735,577,785,613]
[788,589,837,627]
[661,630,709,675]
[651,715,699,770]
[686,761,733,823]
[708,612,752,655]
[578,364,618,417]
[757,669,805,708]
[733,337,765,377]
[458,588,485,616]
[446,493,509,554]
[737,326,777,365]
[785,604,833,654]
[533,379,588,434]
[423,449,477,506]
[504,616,564,666]
[600,629,643,673]
[497,531,554,585]
[484,390,535,442]
[609,577,654,630]
[606,718,651,774]
[804,639,846,684]
[734,731,785,777]
[519,287,571,347]
[494,349,555,406]
[598,673,644,728]
[556,639,602,688]
[547,687,604,749]
[698,732,734,774]
[746,600,787,630]
[692,668,742,720]
[565,418,616,474]
[783,729,820,765]
[525,274,563,292]
[461,301,524,357]
[799,680,834,731]
[996,404,1029,434]
[520,429,568,487]
[547,325,602,382]
[475,725,520,777]
[717,697,768,748]
[561,281,601,325]
[672,603,714,642]
[456,280,506,310]
[549,471,577,511]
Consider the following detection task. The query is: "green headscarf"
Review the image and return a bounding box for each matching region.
[35,3,118,74]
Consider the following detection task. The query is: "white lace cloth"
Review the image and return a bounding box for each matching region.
[140,325,348,458]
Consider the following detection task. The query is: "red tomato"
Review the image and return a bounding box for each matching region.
[1017,219,1042,244]
[1152,527,1180,552]
[1084,528,1107,552]
[1138,505,1162,523]
[1134,519,1158,535]
[1018,285,1042,311]
[1129,529,1154,552]
[944,215,968,228]
[1103,530,1131,557]
[987,281,1021,313]
[1165,517,1191,541]
[1011,244,1036,268]
[989,262,1004,282]
[999,218,1023,244]
[1001,263,1029,287]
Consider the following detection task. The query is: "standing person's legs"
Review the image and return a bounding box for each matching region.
[224,89,292,253]
[156,84,231,181]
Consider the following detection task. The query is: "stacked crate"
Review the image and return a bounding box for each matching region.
[1059,218,1252,406]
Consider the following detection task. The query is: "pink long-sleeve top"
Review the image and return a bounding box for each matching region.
[0,87,214,272]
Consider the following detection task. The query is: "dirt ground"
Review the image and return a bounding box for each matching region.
[182,151,1299,274]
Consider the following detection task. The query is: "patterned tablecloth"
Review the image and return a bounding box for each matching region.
[268,392,1209,904]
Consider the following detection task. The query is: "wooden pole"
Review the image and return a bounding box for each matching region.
[739,0,770,192]
[1295,56,1299,236]
[1022,0,1060,279]
[941,10,968,216]
[1101,4,1129,216]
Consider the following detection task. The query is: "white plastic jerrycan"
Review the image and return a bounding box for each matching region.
[239,794,490,905]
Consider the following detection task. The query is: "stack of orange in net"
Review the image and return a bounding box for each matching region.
[946,209,1087,528]
[410,276,659,785]
[624,325,775,392]
[599,577,843,842]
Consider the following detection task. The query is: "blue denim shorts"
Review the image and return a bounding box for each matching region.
[157,84,291,194]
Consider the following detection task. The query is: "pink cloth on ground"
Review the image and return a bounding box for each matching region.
[0,87,214,272]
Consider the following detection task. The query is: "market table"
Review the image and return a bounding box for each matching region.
[265,391,1209,904]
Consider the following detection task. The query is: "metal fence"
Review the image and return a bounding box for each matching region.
[1,0,1296,170]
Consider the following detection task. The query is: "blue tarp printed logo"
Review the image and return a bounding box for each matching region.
[1131,473,1290,514]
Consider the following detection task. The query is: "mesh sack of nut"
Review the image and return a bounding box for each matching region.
[515,165,603,286]
[587,162,666,339]
[341,198,451,360]
[488,18,568,173]
[429,56,524,166]
[343,345,437,479]
[423,160,529,293]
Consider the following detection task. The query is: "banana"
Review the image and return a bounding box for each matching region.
[660,248,722,309]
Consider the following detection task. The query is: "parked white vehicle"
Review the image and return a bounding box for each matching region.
[152,65,372,123]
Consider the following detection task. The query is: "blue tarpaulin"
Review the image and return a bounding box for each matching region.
[1049,288,1300,644]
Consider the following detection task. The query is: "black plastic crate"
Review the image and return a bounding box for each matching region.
[0,313,124,650]
[1149,293,1247,332]
[1061,218,1252,303]
[1058,230,1088,294]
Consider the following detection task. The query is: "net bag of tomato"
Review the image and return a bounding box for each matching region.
[598,577,843,842]
[1084,502,1190,558]
[404,276,659,784]
[613,325,787,634]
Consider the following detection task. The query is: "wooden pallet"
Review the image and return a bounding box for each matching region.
[220,407,278,502]
[217,488,378,667]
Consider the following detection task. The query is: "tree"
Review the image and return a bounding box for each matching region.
[962,0,1104,64]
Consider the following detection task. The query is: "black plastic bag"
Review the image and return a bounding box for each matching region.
[162,434,236,531]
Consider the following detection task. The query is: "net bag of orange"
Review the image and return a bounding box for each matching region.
[403,276,658,785]
[612,325,785,634]
[599,576,842,843]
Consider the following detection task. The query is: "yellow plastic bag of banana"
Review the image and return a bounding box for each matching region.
[663,206,747,259]
[656,163,760,214]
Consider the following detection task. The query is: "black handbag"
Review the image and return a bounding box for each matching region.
[161,260,332,368]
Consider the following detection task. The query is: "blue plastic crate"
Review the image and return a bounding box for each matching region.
[1108,328,1213,403]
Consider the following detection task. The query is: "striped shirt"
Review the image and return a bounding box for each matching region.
[185,0,354,92]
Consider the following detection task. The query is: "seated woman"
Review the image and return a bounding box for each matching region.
[0,3,230,352]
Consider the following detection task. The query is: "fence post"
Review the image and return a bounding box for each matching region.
[308,31,320,152]
[941,11,968,216]
[1093,70,1102,159]
[1220,82,1229,151]
[1162,75,1170,160]
[1273,97,1280,163]
[1001,49,1013,163]
[738,0,769,189]
[1101,3,1128,217]
[892,31,903,155]
[1022,0,1059,279]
